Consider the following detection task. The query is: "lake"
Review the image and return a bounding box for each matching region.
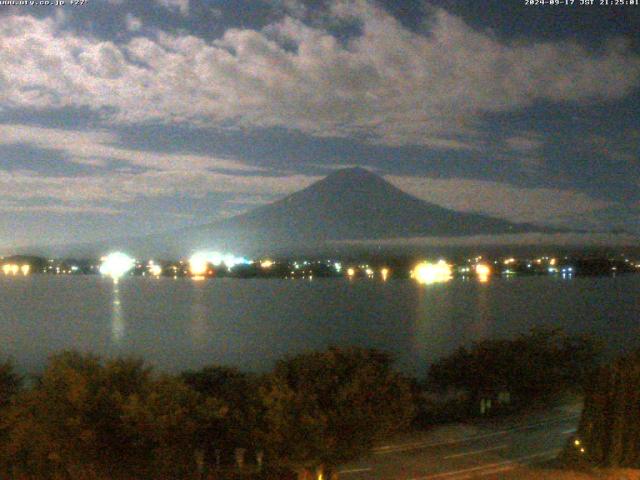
[1,274,639,376]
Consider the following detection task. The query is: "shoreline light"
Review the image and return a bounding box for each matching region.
[189,251,250,277]
[2,264,29,275]
[148,261,162,277]
[189,252,209,276]
[475,263,491,282]
[412,260,452,285]
[100,252,135,280]
[381,268,390,281]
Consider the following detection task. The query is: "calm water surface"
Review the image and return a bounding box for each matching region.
[1,275,639,376]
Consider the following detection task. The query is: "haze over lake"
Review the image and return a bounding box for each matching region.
[2,275,639,376]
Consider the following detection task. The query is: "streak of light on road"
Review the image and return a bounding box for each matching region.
[443,445,507,460]
[374,414,579,454]
[338,411,581,479]
[408,449,560,480]
[339,467,374,475]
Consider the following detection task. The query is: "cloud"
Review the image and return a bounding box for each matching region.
[581,130,639,164]
[386,174,613,227]
[334,232,639,248]
[266,0,308,18]
[0,166,318,212]
[155,0,189,16]
[125,13,142,32]
[0,124,260,172]
[0,146,615,233]
[0,200,123,216]
[0,123,318,218]
[0,4,638,147]
[505,134,544,153]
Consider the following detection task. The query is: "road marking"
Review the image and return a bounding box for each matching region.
[375,414,579,455]
[407,449,560,480]
[463,465,515,479]
[562,428,576,434]
[443,445,507,460]
[339,467,373,475]
[374,431,508,454]
[505,414,579,433]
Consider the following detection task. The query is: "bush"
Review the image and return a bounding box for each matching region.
[0,347,418,479]
[427,327,601,409]
[259,346,416,478]
[0,352,227,479]
[0,359,20,410]
[569,350,640,467]
[181,366,263,462]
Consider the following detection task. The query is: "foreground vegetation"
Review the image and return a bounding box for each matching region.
[566,350,640,468]
[0,348,414,480]
[0,328,604,479]
[424,327,601,421]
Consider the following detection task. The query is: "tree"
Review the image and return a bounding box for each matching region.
[571,351,640,467]
[122,375,227,479]
[181,366,263,463]
[428,327,601,408]
[0,359,20,410]
[259,347,415,479]
[0,358,21,471]
[0,351,227,479]
[0,351,154,478]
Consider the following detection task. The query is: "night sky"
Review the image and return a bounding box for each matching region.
[0,0,638,250]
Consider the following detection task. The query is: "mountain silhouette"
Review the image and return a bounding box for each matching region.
[134,167,552,256]
[44,167,559,257]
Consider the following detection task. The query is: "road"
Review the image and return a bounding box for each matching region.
[338,403,581,479]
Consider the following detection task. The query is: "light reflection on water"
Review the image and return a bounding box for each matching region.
[0,274,639,376]
[189,282,213,348]
[111,280,125,343]
[472,280,491,338]
[413,282,454,361]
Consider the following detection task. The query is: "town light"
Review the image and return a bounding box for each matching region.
[381,268,389,281]
[475,263,491,282]
[189,253,209,276]
[260,259,274,269]
[1,264,26,275]
[148,262,162,277]
[100,252,135,280]
[190,251,250,275]
[412,260,452,285]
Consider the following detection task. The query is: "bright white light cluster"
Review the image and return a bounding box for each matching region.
[411,260,452,285]
[100,252,135,279]
[189,251,250,275]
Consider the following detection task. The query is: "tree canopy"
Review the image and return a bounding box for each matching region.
[428,327,601,404]
[0,347,417,479]
[0,359,20,409]
[572,350,640,467]
[260,347,416,477]
[0,351,227,479]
